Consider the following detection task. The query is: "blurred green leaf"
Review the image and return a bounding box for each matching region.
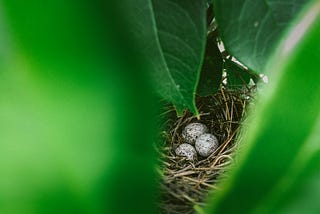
[0,1,157,213]
[122,0,207,116]
[269,118,320,214]
[197,33,223,96]
[206,1,320,213]
[214,0,309,72]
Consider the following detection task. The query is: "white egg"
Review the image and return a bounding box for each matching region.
[182,122,208,145]
[175,143,197,161]
[195,133,219,157]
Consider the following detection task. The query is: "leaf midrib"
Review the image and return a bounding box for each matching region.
[149,0,188,104]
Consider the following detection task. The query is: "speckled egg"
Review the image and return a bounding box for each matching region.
[182,122,208,145]
[175,143,197,161]
[195,133,219,157]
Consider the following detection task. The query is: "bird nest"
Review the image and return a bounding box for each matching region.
[157,87,255,214]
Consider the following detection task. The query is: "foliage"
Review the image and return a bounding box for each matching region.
[0,1,157,213]
[214,0,309,72]
[224,58,257,88]
[1,0,320,214]
[206,1,320,213]
[121,0,207,116]
[196,32,223,96]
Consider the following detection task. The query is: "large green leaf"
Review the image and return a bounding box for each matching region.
[264,119,320,214]
[197,32,223,96]
[0,1,157,213]
[214,0,309,73]
[206,1,320,213]
[122,0,207,115]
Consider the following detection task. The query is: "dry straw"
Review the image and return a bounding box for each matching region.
[158,86,255,214]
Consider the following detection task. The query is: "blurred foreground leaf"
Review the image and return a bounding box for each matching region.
[206,1,320,213]
[0,1,157,213]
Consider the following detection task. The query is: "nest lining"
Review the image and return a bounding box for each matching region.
[158,87,255,214]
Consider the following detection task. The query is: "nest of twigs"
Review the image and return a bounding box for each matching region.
[158,87,255,214]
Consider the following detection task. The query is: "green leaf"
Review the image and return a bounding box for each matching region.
[224,59,255,88]
[267,119,320,214]
[197,33,223,96]
[206,1,320,213]
[215,0,309,72]
[0,1,157,213]
[122,0,207,116]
